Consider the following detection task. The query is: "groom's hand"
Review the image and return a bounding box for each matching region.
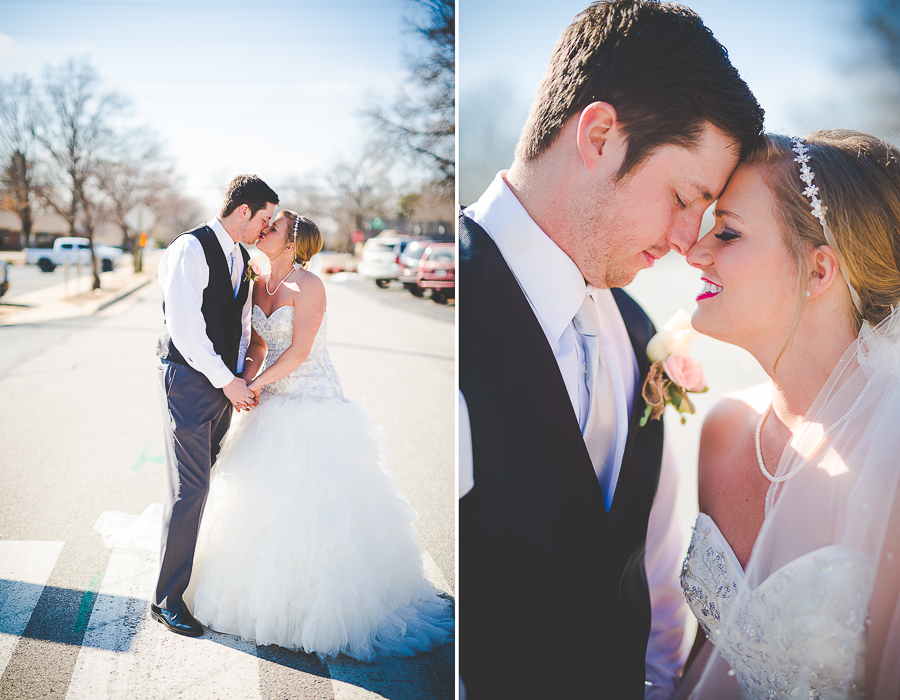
[224,376,256,411]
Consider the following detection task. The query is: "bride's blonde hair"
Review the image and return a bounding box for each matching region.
[745,131,900,348]
[278,210,323,269]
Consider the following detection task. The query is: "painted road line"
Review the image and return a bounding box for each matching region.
[66,547,263,700]
[0,541,65,674]
[131,444,165,472]
[65,548,156,699]
[64,540,452,699]
[72,571,102,637]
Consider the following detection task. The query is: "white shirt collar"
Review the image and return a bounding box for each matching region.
[208,217,239,258]
[465,171,587,349]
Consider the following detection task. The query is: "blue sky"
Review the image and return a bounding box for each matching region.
[0,0,415,212]
[4,1,897,212]
[459,0,900,204]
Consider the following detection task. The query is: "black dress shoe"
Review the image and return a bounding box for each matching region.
[150,604,204,637]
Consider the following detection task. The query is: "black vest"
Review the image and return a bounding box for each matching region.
[458,212,665,699]
[157,225,251,376]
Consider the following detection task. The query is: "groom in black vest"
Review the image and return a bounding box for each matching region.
[153,175,279,636]
[459,2,764,697]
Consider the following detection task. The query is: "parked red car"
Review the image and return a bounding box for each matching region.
[398,239,434,296]
[416,243,455,304]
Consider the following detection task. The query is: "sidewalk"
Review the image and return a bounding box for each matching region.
[0,264,153,327]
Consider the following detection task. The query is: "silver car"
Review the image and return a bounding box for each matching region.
[357,235,410,288]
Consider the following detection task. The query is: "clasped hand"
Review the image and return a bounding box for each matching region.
[224,376,260,411]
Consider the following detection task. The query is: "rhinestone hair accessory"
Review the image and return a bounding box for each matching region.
[791,137,863,313]
[291,214,303,270]
[792,137,828,226]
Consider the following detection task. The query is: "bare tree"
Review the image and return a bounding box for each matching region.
[0,75,43,248]
[395,181,452,237]
[278,176,329,220]
[97,129,172,272]
[367,0,454,200]
[151,189,205,247]
[37,58,129,289]
[326,150,394,253]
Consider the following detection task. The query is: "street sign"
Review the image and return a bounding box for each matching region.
[125,203,157,232]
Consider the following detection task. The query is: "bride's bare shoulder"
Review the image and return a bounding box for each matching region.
[288,270,326,310]
[706,384,769,424]
[698,384,769,485]
[698,384,772,560]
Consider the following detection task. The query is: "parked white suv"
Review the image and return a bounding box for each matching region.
[357,233,410,288]
[24,237,123,273]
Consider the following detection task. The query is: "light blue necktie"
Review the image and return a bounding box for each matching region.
[572,293,616,495]
[229,247,241,297]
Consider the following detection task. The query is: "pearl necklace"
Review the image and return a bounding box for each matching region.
[265,267,294,296]
[755,378,873,483]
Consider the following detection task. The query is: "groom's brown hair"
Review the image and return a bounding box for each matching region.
[515,0,764,177]
[219,175,279,219]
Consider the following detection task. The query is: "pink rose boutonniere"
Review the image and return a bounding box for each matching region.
[640,309,708,426]
[243,257,263,283]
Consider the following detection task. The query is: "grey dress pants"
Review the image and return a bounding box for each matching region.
[154,359,232,613]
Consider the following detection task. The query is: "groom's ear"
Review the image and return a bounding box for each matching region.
[807,245,841,299]
[576,101,626,174]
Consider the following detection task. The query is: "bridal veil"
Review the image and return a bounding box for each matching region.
[688,310,900,698]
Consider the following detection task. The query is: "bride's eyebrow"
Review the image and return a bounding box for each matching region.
[714,207,743,221]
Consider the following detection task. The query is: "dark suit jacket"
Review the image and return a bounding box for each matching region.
[459,211,665,699]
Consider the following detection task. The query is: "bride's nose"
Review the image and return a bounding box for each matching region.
[686,236,713,269]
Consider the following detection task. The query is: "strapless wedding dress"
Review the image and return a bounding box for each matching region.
[680,513,872,699]
[186,305,452,661]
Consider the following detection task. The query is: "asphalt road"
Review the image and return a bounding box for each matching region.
[0,271,455,700]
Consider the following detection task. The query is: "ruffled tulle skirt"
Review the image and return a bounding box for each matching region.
[185,392,453,661]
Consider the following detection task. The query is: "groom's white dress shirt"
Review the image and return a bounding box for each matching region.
[158,217,253,389]
[459,172,689,699]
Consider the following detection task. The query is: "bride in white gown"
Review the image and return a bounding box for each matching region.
[675,131,900,699]
[184,211,452,661]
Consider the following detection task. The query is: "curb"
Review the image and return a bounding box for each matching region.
[94,275,152,313]
[0,271,153,327]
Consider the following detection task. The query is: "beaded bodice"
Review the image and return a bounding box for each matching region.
[252,305,344,402]
[681,513,871,699]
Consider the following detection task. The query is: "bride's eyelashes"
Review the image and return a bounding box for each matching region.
[714,225,741,243]
[674,192,688,210]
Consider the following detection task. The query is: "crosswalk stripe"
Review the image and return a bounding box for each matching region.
[65,548,263,700]
[0,541,64,673]
[1,540,453,699]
